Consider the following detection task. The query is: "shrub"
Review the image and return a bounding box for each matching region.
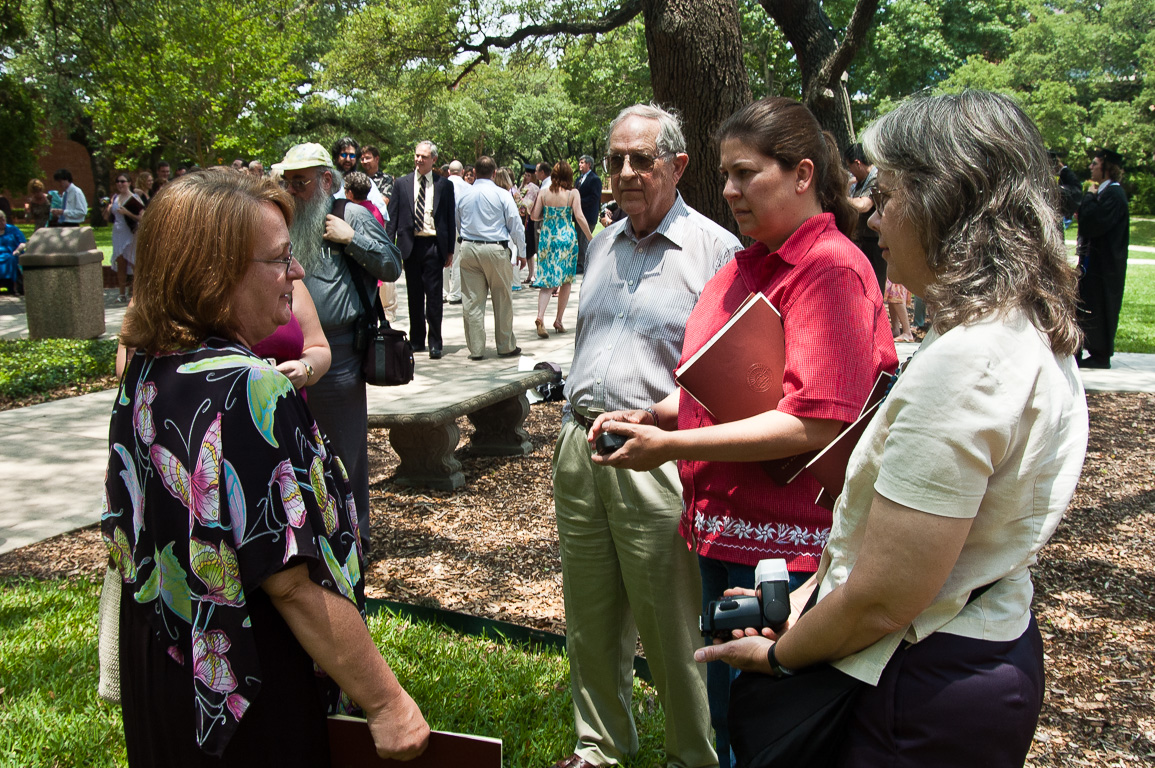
[1127,174,1155,217]
[0,339,118,399]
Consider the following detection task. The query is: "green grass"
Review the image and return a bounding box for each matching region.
[1130,217,1155,248]
[1064,217,1155,252]
[0,577,668,767]
[0,577,125,767]
[1117,262,1155,354]
[15,224,114,265]
[0,339,119,400]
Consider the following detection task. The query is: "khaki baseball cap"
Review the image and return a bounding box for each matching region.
[271,143,332,174]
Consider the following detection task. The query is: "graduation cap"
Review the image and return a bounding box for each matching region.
[523,163,538,173]
[1096,148,1124,169]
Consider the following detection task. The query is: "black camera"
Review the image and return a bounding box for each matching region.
[594,431,628,456]
[701,559,791,638]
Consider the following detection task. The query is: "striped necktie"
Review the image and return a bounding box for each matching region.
[414,175,427,231]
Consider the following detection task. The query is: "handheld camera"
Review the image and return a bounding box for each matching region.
[700,558,791,638]
[594,431,628,456]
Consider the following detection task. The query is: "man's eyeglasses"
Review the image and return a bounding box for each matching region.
[869,187,892,215]
[603,152,671,176]
[339,152,357,159]
[279,177,315,192]
[253,245,296,277]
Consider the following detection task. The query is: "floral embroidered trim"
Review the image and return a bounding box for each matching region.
[693,514,829,549]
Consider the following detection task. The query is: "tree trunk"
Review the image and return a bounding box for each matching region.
[642,0,751,230]
[762,0,880,150]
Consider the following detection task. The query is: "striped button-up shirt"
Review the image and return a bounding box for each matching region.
[566,193,740,413]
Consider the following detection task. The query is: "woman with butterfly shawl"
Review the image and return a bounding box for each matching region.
[103,169,429,765]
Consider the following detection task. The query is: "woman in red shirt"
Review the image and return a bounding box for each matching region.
[590,97,897,766]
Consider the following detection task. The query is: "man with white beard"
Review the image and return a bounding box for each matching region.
[272,143,401,554]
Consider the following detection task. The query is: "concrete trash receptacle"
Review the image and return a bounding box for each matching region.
[19,227,106,340]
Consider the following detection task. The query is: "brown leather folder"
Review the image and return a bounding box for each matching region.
[675,292,785,424]
[762,371,894,507]
[328,715,502,767]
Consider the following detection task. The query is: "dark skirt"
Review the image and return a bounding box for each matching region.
[119,586,331,767]
[837,615,1045,767]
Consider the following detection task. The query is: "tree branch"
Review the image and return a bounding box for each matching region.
[459,0,642,55]
[821,0,879,85]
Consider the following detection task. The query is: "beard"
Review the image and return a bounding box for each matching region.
[289,169,343,272]
[290,190,331,272]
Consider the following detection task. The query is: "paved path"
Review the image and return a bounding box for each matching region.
[3,271,1154,555]
[0,268,581,554]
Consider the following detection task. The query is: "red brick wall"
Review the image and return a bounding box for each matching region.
[1,129,96,216]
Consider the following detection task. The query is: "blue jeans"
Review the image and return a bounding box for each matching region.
[699,555,809,768]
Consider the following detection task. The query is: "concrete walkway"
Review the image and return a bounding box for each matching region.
[3,272,1155,555]
[0,268,582,554]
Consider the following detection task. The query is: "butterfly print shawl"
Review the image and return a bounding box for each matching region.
[103,338,362,755]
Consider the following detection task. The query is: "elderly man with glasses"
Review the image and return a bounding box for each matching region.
[549,104,739,768]
[272,142,401,555]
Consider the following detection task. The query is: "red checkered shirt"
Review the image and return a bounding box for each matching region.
[677,213,899,571]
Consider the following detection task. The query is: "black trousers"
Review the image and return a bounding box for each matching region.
[403,236,444,350]
[838,616,1045,768]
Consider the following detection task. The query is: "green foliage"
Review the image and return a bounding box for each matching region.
[1116,265,1155,354]
[941,1,1154,178]
[0,339,118,399]
[0,578,667,767]
[0,73,47,194]
[1127,175,1155,218]
[8,0,312,169]
[559,18,653,144]
[739,0,800,101]
[848,0,1026,124]
[89,0,308,166]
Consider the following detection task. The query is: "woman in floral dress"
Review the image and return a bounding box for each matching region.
[104,169,428,766]
[530,160,594,338]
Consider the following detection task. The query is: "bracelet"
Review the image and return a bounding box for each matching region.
[300,359,314,383]
[643,406,659,430]
[767,643,796,678]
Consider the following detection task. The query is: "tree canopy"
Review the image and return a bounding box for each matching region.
[3,0,1152,214]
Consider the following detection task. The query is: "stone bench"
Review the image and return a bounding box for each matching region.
[366,368,556,490]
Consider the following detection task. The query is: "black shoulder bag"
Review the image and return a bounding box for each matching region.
[332,200,414,387]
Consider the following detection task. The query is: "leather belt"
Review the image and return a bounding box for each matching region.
[458,237,509,246]
[570,410,598,431]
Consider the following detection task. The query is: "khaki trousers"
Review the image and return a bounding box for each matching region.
[553,417,717,768]
[459,241,517,356]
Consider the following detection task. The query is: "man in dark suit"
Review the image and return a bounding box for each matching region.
[1076,148,1130,369]
[575,155,601,272]
[387,140,456,359]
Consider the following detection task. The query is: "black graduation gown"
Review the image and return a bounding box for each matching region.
[1076,182,1129,359]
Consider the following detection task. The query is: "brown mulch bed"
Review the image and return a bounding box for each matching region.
[0,375,119,412]
[2,394,1152,765]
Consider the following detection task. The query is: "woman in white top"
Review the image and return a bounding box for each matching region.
[697,90,1088,767]
[105,174,144,302]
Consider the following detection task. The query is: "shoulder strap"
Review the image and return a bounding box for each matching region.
[332,198,389,329]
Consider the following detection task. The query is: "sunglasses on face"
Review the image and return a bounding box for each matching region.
[603,151,670,176]
[339,153,357,159]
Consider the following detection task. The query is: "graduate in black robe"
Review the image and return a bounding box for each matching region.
[1076,148,1129,369]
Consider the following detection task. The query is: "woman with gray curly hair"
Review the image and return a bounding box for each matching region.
[698,90,1088,767]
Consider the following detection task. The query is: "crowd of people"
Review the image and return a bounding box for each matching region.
[92,88,1128,768]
